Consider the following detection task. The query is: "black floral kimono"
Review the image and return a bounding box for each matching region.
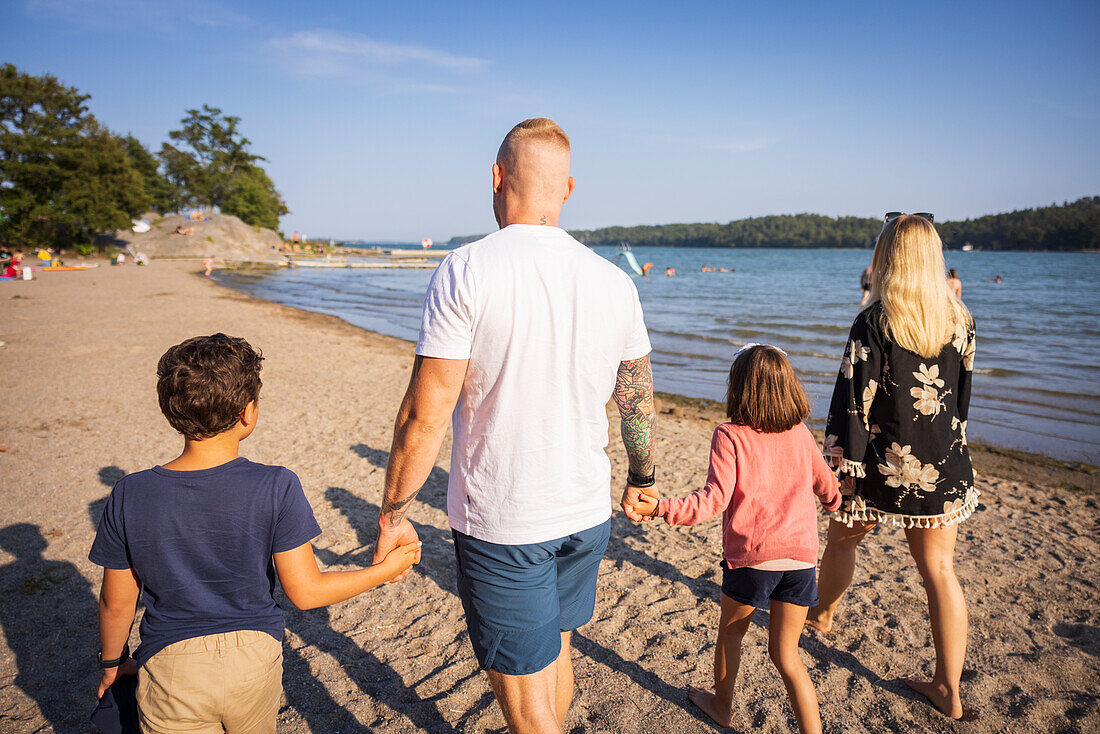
[824,302,978,528]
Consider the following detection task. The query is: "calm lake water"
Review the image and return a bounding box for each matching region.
[218,246,1100,464]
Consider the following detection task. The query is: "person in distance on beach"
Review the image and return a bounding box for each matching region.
[629,345,840,734]
[808,214,977,720]
[374,118,656,734]
[90,334,419,733]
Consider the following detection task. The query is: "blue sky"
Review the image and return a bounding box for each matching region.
[3,0,1099,240]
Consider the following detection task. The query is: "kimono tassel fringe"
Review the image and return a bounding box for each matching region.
[832,489,981,530]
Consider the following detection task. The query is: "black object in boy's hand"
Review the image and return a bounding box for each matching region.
[89,674,140,734]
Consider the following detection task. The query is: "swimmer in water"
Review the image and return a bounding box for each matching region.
[947,268,962,298]
[859,264,873,306]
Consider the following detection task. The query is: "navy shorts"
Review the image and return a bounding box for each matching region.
[721,562,819,609]
[453,519,611,676]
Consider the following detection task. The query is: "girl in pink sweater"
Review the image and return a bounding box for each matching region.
[635,344,840,733]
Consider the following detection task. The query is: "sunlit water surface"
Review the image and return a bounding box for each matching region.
[218,247,1100,463]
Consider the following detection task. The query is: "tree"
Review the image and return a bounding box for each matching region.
[158,105,288,228]
[122,134,177,213]
[0,63,149,249]
[221,165,288,230]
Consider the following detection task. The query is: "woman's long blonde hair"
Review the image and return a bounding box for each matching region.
[869,215,972,358]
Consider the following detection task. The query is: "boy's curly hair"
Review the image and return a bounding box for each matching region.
[157,334,263,440]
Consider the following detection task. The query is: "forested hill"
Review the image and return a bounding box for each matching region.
[447,197,1099,250]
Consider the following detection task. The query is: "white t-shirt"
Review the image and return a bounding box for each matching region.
[416,224,651,544]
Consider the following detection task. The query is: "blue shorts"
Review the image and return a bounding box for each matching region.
[453,519,611,676]
[721,562,819,609]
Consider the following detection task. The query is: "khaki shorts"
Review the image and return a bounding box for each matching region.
[138,630,283,734]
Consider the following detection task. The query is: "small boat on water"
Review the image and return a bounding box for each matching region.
[961,243,975,252]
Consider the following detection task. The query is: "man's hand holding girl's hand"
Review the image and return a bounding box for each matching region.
[621,484,661,522]
[633,490,659,519]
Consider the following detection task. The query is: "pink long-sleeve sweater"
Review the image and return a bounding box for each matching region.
[658,422,842,568]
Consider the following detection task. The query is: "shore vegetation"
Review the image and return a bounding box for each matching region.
[450,198,1100,251]
[0,65,288,251]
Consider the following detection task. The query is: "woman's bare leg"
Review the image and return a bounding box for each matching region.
[689,594,756,727]
[903,524,966,719]
[806,519,877,633]
[769,601,821,734]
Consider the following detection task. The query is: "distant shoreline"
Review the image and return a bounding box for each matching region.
[446,197,1100,252]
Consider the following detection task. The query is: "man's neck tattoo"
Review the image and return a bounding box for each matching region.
[540,215,547,225]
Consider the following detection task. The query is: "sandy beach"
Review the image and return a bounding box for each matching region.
[1,260,1097,733]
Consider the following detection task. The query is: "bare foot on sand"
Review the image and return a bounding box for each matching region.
[688,686,732,728]
[904,678,964,719]
[805,609,832,634]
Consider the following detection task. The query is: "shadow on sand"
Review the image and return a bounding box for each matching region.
[0,523,100,731]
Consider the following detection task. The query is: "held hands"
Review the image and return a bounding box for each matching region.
[633,490,659,519]
[96,657,137,699]
[621,484,661,523]
[372,517,421,583]
[377,539,422,581]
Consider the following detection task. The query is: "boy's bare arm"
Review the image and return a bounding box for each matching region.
[373,356,467,571]
[97,567,141,697]
[274,540,420,610]
[614,355,656,522]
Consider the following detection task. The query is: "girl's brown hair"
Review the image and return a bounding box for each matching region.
[725,346,809,433]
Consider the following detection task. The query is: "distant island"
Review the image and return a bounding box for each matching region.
[448,197,1099,251]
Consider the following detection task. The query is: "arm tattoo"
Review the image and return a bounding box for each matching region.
[613,355,655,475]
[380,492,418,528]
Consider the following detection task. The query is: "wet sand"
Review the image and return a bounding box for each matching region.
[0,260,1097,732]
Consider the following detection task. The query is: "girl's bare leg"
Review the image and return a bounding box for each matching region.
[768,601,821,734]
[904,524,967,719]
[807,519,877,633]
[689,594,755,727]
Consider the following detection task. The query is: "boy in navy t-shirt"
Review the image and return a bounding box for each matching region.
[90,334,420,733]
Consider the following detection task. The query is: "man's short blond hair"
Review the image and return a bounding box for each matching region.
[498,118,570,165]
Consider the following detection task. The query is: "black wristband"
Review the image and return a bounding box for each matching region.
[627,468,655,488]
[98,644,129,669]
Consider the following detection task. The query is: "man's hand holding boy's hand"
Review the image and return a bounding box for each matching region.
[377,540,422,581]
[373,517,421,583]
[97,657,137,699]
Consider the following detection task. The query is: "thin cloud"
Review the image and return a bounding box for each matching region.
[275,30,490,76]
[711,137,773,153]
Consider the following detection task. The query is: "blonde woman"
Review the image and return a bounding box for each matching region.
[808,213,977,719]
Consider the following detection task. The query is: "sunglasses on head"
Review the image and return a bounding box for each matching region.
[734,342,788,358]
[884,211,934,224]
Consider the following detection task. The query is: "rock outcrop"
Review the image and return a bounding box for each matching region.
[105,213,283,258]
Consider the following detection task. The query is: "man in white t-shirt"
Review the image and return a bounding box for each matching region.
[372,118,657,733]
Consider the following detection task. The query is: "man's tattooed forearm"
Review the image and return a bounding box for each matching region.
[614,356,655,475]
[380,492,419,527]
[621,412,655,474]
